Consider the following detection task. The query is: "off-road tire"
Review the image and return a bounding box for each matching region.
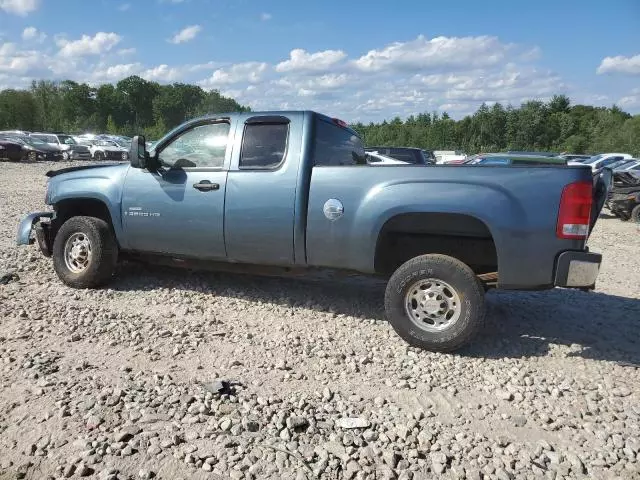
[52,216,118,288]
[384,254,485,352]
[631,205,640,224]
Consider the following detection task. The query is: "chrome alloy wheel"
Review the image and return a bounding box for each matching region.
[64,232,92,273]
[404,278,462,332]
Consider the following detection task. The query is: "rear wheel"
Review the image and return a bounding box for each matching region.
[631,205,640,224]
[27,151,36,162]
[384,254,485,352]
[52,216,118,288]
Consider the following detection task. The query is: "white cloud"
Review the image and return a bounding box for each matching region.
[276,48,347,73]
[117,47,136,56]
[91,63,143,82]
[260,12,272,21]
[0,0,39,15]
[187,61,222,72]
[201,62,269,87]
[22,27,46,43]
[597,54,640,75]
[0,32,636,121]
[618,88,640,108]
[353,35,512,73]
[141,64,182,82]
[57,32,122,57]
[168,25,202,44]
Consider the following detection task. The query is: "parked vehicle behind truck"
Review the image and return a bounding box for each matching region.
[17,110,609,352]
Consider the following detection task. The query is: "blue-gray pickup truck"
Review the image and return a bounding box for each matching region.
[17,111,609,352]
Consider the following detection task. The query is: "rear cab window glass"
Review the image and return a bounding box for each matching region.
[388,149,419,164]
[240,122,289,169]
[313,118,366,166]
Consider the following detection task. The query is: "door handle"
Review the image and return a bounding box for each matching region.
[193,180,220,192]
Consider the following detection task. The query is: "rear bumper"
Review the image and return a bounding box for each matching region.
[554,250,602,288]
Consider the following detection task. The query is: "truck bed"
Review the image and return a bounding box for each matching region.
[305,164,596,289]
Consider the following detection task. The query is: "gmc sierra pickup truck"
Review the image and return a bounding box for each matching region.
[17,111,609,352]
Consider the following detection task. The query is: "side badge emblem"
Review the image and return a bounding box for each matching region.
[323,199,344,220]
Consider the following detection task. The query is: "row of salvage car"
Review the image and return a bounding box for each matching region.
[0,130,131,162]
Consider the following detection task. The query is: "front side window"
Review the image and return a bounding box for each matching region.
[57,135,76,145]
[313,119,366,166]
[239,123,288,169]
[158,122,230,169]
[32,134,56,143]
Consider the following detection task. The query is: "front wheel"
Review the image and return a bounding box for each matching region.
[384,254,485,352]
[52,216,118,288]
[94,151,104,161]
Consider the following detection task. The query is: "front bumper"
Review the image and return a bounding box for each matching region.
[554,250,602,289]
[70,151,92,161]
[17,212,54,256]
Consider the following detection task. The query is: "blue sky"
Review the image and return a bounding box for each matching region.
[1,0,639,121]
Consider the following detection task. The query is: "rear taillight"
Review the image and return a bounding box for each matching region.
[556,181,592,239]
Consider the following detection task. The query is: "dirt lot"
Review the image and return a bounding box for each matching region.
[1,161,639,480]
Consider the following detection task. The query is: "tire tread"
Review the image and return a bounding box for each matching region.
[384,254,485,352]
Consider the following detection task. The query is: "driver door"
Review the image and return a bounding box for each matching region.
[121,119,234,260]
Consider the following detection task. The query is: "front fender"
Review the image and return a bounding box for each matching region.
[16,211,53,245]
[48,176,126,246]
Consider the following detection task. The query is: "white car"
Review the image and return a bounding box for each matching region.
[568,153,632,171]
[365,151,410,165]
[86,139,129,161]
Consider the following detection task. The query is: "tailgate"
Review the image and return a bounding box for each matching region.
[590,168,613,236]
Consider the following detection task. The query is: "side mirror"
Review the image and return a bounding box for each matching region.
[129,135,147,168]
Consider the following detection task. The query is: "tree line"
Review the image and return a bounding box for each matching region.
[352,95,640,156]
[0,76,249,139]
[1,78,638,155]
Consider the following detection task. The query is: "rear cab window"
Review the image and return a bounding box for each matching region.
[313,118,366,166]
[239,116,290,170]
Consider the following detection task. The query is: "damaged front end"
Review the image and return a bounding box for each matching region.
[16,211,54,257]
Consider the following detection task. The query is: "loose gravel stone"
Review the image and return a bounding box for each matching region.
[0,161,639,480]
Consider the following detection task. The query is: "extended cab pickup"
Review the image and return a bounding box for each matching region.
[17,111,609,352]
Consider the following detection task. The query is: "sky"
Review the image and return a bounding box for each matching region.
[0,0,639,122]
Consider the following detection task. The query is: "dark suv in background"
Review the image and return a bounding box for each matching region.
[365,146,436,165]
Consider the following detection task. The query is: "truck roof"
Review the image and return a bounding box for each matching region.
[183,110,360,137]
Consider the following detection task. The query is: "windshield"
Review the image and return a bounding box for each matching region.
[10,135,47,147]
[582,154,604,164]
[57,135,77,145]
[608,159,631,170]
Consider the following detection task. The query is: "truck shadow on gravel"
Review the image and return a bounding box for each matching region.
[114,262,640,366]
[470,290,640,366]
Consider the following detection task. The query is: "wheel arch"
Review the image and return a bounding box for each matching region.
[374,212,499,277]
[52,197,121,247]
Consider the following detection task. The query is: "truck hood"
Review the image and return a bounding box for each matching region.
[46,162,128,178]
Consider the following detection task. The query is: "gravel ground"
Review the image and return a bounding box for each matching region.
[1,161,639,480]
